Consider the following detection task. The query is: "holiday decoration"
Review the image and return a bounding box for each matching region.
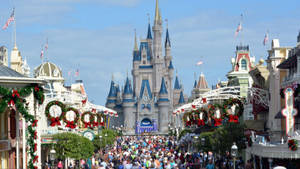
[45,101,65,126]
[197,108,207,127]
[209,104,224,126]
[0,85,44,169]
[81,111,95,128]
[63,107,79,129]
[223,98,243,123]
[288,139,298,151]
[99,113,106,126]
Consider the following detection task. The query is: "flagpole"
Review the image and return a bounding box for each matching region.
[13,8,17,49]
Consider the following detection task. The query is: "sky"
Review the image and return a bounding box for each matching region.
[0,0,300,105]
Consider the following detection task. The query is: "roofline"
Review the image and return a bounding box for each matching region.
[0,76,46,84]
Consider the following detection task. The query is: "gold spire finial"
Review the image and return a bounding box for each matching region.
[155,0,160,23]
[134,29,138,51]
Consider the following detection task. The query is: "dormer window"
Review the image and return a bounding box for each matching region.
[241,59,247,70]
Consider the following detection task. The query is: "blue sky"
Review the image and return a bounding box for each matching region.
[0,0,300,105]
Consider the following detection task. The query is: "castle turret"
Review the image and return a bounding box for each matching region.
[122,77,135,134]
[106,80,117,108]
[178,90,185,105]
[158,77,169,133]
[10,46,23,74]
[152,0,164,95]
[165,28,172,67]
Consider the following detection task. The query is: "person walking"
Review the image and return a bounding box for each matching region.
[205,160,214,169]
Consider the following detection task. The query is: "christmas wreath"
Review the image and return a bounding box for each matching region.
[288,139,298,151]
[98,113,106,126]
[195,108,208,127]
[209,104,224,127]
[45,101,65,126]
[223,98,243,123]
[63,107,79,129]
[0,85,44,169]
[81,111,95,128]
[183,111,193,127]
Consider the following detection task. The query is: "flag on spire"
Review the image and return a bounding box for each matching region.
[45,38,48,51]
[75,69,79,77]
[40,48,44,59]
[2,8,15,30]
[196,61,203,66]
[263,31,269,46]
[234,14,243,37]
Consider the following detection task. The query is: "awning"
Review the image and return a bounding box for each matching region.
[277,54,296,69]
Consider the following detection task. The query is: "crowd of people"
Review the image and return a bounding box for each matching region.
[75,135,248,169]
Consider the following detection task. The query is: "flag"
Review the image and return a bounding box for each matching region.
[45,38,48,51]
[40,49,44,59]
[263,31,269,46]
[196,61,203,66]
[2,8,15,30]
[75,69,79,77]
[235,22,242,37]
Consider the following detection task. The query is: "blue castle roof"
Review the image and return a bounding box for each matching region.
[140,79,152,99]
[168,61,174,69]
[159,77,168,95]
[147,24,152,39]
[108,81,117,97]
[124,77,133,95]
[178,91,185,104]
[139,42,151,61]
[174,76,181,90]
[193,80,197,88]
[133,50,140,61]
[165,28,171,47]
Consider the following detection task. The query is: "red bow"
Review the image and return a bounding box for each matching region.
[34,131,37,139]
[34,86,39,92]
[50,117,61,126]
[66,121,76,129]
[228,115,239,123]
[192,105,196,109]
[33,155,38,163]
[8,99,15,106]
[92,108,96,113]
[82,99,87,104]
[32,120,38,127]
[12,90,20,98]
[84,122,91,128]
[186,121,191,126]
[93,122,99,127]
[214,118,222,126]
[100,122,105,126]
[34,166,38,169]
[181,109,184,112]
[197,119,205,126]
[34,143,37,152]
[202,98,207,104]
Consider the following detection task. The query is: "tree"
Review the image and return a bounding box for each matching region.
[52,132,94,160]
[196,123,246,155]
[93,129,117,150]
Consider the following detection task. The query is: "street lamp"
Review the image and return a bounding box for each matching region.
[201,137,205,166]
[231,142,238,169]
[193,136,198,152]
[49,147,56,169]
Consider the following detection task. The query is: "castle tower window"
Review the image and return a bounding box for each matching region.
[241,59,247,70]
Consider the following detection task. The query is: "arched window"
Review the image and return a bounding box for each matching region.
[241,59,247,70]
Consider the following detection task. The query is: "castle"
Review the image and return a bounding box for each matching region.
[105,0,186,135]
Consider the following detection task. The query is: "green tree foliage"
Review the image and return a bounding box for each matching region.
[52,132,94,160]
[93,129,118,150]
[196,123,246,155]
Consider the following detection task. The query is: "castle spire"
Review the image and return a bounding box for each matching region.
[159,77,168,95]
[165,27,171,47]
[154,0,161,24]
[147,23,152,39]
[134,29,138,51]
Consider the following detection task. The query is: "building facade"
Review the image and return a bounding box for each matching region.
[105,0,185,135]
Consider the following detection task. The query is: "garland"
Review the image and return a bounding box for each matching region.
[288,139,298,151]
[183,98,244,127]
[63,107,79,129]
[45,101,65,126]
[81,111,95,128]
[98,113,106,127]
[0,85,44,169]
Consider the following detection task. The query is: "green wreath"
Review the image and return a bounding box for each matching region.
[45,101,65,127]
[223,98,244,117]
[81,111,95,128]
[98,113,106,126]
[208,103,224,119]
[63,107,79,129]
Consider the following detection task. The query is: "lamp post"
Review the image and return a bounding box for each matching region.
[104,133,108,148]
[201,137,205,166]
[49,147,56,169]
[193,136,198,152]
[231,142,238,169]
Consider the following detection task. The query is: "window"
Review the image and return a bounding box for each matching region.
[241,59,247,70]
